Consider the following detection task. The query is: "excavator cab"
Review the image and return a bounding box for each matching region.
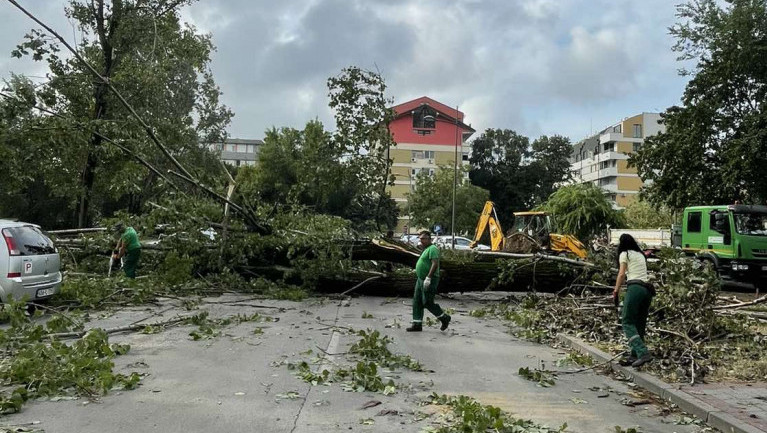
[510,212,552,248]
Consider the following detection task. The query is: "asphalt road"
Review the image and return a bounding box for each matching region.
[2,293,709,433]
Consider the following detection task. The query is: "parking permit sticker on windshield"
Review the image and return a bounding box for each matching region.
[23,260,32,274]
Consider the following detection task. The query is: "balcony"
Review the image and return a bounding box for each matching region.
[600,132,623,144]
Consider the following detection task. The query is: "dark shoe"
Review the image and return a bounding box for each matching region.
[406,323,422,332]
[439,314,451,331]
[618,355,637,366]
[631,353,653,368]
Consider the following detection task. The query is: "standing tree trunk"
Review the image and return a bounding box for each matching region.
[77,0,120,227]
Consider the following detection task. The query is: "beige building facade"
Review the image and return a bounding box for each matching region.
[570,113,664,208]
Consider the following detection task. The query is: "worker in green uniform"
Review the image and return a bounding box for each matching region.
[407,231,451,332]
[613,233,654,367]
[113,223,141,279]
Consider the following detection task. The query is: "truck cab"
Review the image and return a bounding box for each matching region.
[677,205,767,285]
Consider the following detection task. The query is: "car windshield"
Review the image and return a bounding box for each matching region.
[3,226,56,255]
[733,213,767,236]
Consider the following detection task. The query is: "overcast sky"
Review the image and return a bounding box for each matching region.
[0,0,691,143]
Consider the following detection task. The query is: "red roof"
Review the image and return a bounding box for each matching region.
[390,96,474,132]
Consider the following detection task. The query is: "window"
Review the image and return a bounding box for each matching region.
[687,212,702,233]
[226,143,236,152]
[633,143,641,152]
[603,142,614,152]
[424,150,435,160]
[462,152,469,161]
[612,124,622,133]
[411,150,424,160]
[632,124,642,138]
[412,105,436,129]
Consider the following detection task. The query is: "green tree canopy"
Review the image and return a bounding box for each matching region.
[469,129,573,227]
[539,183,624,242]
[1,0,231,228]
[236,120,398,232]
[622,199,677,229]
[631,0,767,208]
[407,166,490,235]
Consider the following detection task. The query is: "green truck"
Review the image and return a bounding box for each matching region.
[611,204,767,289]
[677,205,767,287]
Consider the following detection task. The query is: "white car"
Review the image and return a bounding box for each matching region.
[0,220,62,303]
[434,236,490,251]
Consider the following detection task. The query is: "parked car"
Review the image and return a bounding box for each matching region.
[0,220,62,303]
[435,236,491,251]
[400,234,419,246]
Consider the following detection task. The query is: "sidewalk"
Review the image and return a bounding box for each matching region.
[558,334,767,433]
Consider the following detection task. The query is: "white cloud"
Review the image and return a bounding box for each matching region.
[0,0,691,144]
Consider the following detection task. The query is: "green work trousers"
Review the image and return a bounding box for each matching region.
[621,283,652,357]
[412,277,445,323]
[124,248,141,279]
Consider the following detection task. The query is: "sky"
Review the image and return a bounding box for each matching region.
[0,0,692,144]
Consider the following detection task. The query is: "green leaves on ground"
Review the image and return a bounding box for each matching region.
[427,393,567,433]
[518,367,556,387]
[286,329,418,394]
[349,329,423,371]
[0,301,139,414]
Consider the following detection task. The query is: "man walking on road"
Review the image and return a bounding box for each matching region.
[407,231,451,332]
[112,223,141,279]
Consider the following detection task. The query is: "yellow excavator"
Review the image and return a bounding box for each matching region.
[470,201,588,259]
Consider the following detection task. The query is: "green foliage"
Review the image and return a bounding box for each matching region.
[238,120,398,231]
[427,393,567,433]
[631,0,767,207]
[622,199,677,229]
[2,1,232,228]
[0,301,139,414]
[470,130,574,228]
[349,329,423,371]
[556,352,595,367]
[517,367,556,387]
[407,165,490,235]
[185,311,271,341]
[539,183,625,241]
[327,66,399,231]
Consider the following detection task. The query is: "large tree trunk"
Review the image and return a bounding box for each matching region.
[77,0,119,228]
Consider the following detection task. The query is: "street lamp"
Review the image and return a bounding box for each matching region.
[423,108,461,248]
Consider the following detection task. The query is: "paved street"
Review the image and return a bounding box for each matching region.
[3,294,711,432]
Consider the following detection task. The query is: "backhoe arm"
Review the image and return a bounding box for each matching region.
[471,201,505,251]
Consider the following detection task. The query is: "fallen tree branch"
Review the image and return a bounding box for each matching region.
[712,294,767,310]
[46,315,194,340]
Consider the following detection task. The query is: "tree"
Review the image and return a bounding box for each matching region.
[539,183,624,242]
[4,0,232,227]
[622,199,677,229]
[469,129,573,227]
[631,0,767,208]
[407,166,491,235]
[236,120,398,231]
[327,66,398,231]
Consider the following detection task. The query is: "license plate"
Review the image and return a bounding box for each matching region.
[762,266,767,272]
[36,288,55,297]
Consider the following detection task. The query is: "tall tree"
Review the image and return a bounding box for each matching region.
[407,167,491,235]
[469,129,573,227]
[5,0,232,227]
[539,183,624,242]
[327,66,398,231]
[631,0,767,208]
[238,120,398,231]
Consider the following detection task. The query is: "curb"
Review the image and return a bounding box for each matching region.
[556,334,764,433]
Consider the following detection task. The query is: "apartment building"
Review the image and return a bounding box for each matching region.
[387,96,475,233]
[569,113,663,208]
[207,138,263,167]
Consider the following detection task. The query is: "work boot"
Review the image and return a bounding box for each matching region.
[439,314,451,331]
[631,353,653,368]
[406,323,422,332]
